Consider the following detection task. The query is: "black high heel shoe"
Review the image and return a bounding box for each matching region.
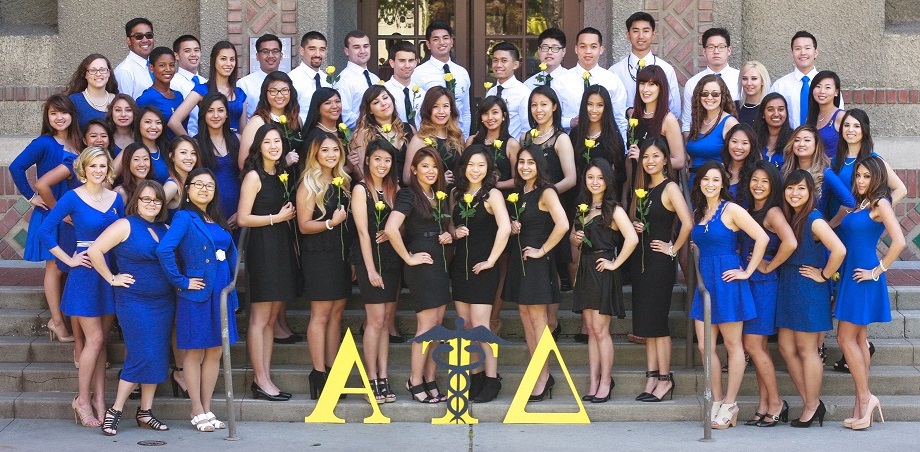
[640,372,674,402]
[529,374,555,402]
[757,400,789,427]
[635,370,660,401]
[745,412,766,426]
[591,378,614,403]
[833,342,876,373]
[251,381,289,401]
[308,368,325,400]
[472,374,502,403]
[790,400,825,428]
[422,377,448,402]
[170,367,189,399]
[406,378,439,403]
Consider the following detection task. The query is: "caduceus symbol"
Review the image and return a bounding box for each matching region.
[411,317,508,424]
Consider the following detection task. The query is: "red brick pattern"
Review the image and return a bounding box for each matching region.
[645,0,712,85]
[842,89,920,105]
[0,86,64,101]
[228,0,298,74]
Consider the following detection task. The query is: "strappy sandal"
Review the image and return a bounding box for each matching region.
[422,377,448,403]
[369,379,385,404]
[101,407,121,435]
[205,411,225,429]
[405,379,439,404]
[191,413,214,432]
[137,408,169,431]
[71,396,100,427]
[379,377,396,403]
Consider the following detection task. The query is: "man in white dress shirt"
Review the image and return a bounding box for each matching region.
[610,12,681,118]
[288,31,332,123]
[770,31,837,129]
[383,40,425,128]
[523,28,569,91]
[237,34,282,120]
[412,20,472,139]
[337,30,380,130]
[114,18,154,99]
[681,28,740,134]
[555,28,628,139]
[171,35,206,136]
[485,42,532,139]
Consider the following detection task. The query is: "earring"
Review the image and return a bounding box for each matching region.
[80,178,87,183]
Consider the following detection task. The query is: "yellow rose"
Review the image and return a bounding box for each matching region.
[375,201,386,211]
[638,59,646,69]
[584,139,596,149]
[381,124,392,133]
[377,79,385,85]
[332,176,344,187]
[278,173,288,183]
[530,129,539,138]
[435,191,447,200]
[424,137,434,146]
[539,62,548,72]
[582,71,591,80]
[277,114,287,125]
[325,66,336,75]
[484,81,494,90]
[634,188,648,199]
[444,73,454,82]
[493,139,503,149]
[412,84,420,93]
[578,203,589,213]
[629,118,639,128]
[463,193,475,204]
[337,123,348,132]
[506,192,519,203]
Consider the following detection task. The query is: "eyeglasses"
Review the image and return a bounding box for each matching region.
[131,32,154,41]
[86,68,110,75]
[138,196,163,206]
[538,45,563,53]
[704,45,728,52]
[190,181,216,191]
[267,88,290,96]
[699,91,722,98]
[258,48,283,56]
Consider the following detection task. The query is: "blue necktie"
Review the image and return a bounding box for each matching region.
[363,70,372,87]
[192,75,201,87]
[800,75,810,126]
[314,73,322,91]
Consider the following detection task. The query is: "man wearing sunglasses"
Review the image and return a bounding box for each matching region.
[114,17,155,99]
[237,34,283,120]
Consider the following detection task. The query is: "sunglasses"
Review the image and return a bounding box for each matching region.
[131,32,154,41]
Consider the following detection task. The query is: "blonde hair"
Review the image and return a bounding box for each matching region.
[300,133,351,217]
[73,146,115,184]
[739,61,771,105]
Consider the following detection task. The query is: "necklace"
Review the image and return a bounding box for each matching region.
[88,190,105,202]
[587,130,601,140]
[149,147,161,160]
[523,184,537,194]
[703,115,718,126]
[858,199,871,210]
[425,190,435,200]
[84,90,110,109]
[212,137,226,156]
[535,127,554,140]
[843,158,856,166]
[317,123,335,132]
[643,110,655,116]
[703,201,723,233]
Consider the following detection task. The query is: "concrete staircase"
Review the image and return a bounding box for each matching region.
[1,284,920,423]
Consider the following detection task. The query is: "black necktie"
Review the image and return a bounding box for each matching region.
[403,87,412,121]
[363,70,372,87]
[545,74,552,86]
[314,73,322,91]
[443,63,451,87]
[496,85,504,97]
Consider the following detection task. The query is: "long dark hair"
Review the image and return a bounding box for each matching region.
[754,92,792,152]
[65,53,119,95]
[406,146,447,219]
[207,41,240,92]
[242,123,289,178]
[167,136,203,186]
[833,108,873,173]
[362,139,399,206]
[453,144,497,205]
[576,158,619,227]
[740,160,783,224]
[182,167,228,229]
[471,96,512,144]
[691,161,731,223]
[196,92,240,171]
[302,87,341,134]
[514,144,553,192]
[106,93,138,133]
[134,106,170,154]
[574,84,626,183]
[854,156,889,208]
[527,85,562,130]
[41,94,82,152]
[805,70,841,127]
[630,136,671,221]
[630,65,669,136]
[118,143,155,199]
[254,71,300,127]
[782,169,816,242]
[720,123,761,199]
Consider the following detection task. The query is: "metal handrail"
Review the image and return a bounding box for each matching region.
[219,226,248,441]
[690,244,713,441]
[681,167,696,372]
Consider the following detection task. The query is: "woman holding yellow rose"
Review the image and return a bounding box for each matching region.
[351,85,413,182]
[239,71,301,170]
[237,123,298,401]
[627,66,686,176]
[295,132,352,399]
[448,146,511,403]
[403,87,465,184]
[571,85,626,195]
[467,96,520,191]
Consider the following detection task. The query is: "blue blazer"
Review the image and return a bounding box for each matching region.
[156,210,238,303]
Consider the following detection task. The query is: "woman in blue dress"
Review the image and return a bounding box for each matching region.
[163,136,201,221]
[781,124,855,220]
[10,94,82,344]
[685,74,739,184]
[831,109,906,210]
[169,41,248,136]
[737,161,797,427]
[136,47,185,140]
[776,169,845,428]
[689,162,768,429]
[834,156,904,430]
[805,71,844,158]
[156,168,238,432]
[134,106,171,185]
[720,123,760,200]
[753,93,791,169]
[107,94,138,163]
[114,144,154,202]
[39,147,124,427]
[88,180,172,435]
[65,54,118,130]
[196,92,242,226]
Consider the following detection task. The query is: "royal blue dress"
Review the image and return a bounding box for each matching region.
[740,219,779,335]
[192,84,247,134]
[818,167,856,220]
[818,110,843,159]
[148,148,171,186]
[776,210,832,332]
[68,92,107,131]
[112,216,175,384]
[830,153,879,221]
[686,115,732,178]
[136,87,185,140]
[212,153,240,220]
[835,207,891,325]
[690,202,756,324]
[39,191,124,316]
[762,146,784,170]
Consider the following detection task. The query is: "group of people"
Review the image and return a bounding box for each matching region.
[9,10,904,436]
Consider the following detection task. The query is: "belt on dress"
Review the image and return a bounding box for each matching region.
[76,240,94,248]
[584,248,615,255]
[420,231,441,238]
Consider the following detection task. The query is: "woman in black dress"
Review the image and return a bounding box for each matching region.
[570,159,637,403]
[239,71,302,169]
[449,145,511,402]
[503,144,570,401]
[571,85,626,195]
[351,140,401,403]
[295,132,352,399]
[403,87,465,184]
[630,137,692,402]
[385,146,452,403]
[237,123,299,401]
[349,85,413,183]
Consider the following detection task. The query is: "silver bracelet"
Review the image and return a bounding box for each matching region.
[879,260,888,272]
[269,214,274,226]
[668,245,675,257]
[871,267,880,282]
[325,219,333,230]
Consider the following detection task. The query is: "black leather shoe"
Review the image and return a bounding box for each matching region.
[251,382,289,401]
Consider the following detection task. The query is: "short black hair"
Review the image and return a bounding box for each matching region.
[702,27,731,47]
[490,42,520,61]
[255,34,282,51]
[626,12,655,30]
[576,27,603,45]
[148,46,174,64]
[791,30,817,49]
[125,17,152,37]
[425,20,454,40]
[172,35,200,53]
[388,40,417,61]
[344,30,369,48]
[300,31,326,47]
[537,28,566,48]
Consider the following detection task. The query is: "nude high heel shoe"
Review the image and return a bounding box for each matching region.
[850,395,884,430]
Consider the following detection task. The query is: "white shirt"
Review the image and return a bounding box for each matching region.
[236,69,269,120]
[114,51,153,99]
[486,76,532,139]
[171,67,206,136]
[523,65,569,91]
[770,67,842,129]
[610,53,681,118]
[556,64,628,140]
[289,61,331,123]
[680,65,741,132]
[412,58,472,139]
[384,77,425,129]
[337,61,380,129]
